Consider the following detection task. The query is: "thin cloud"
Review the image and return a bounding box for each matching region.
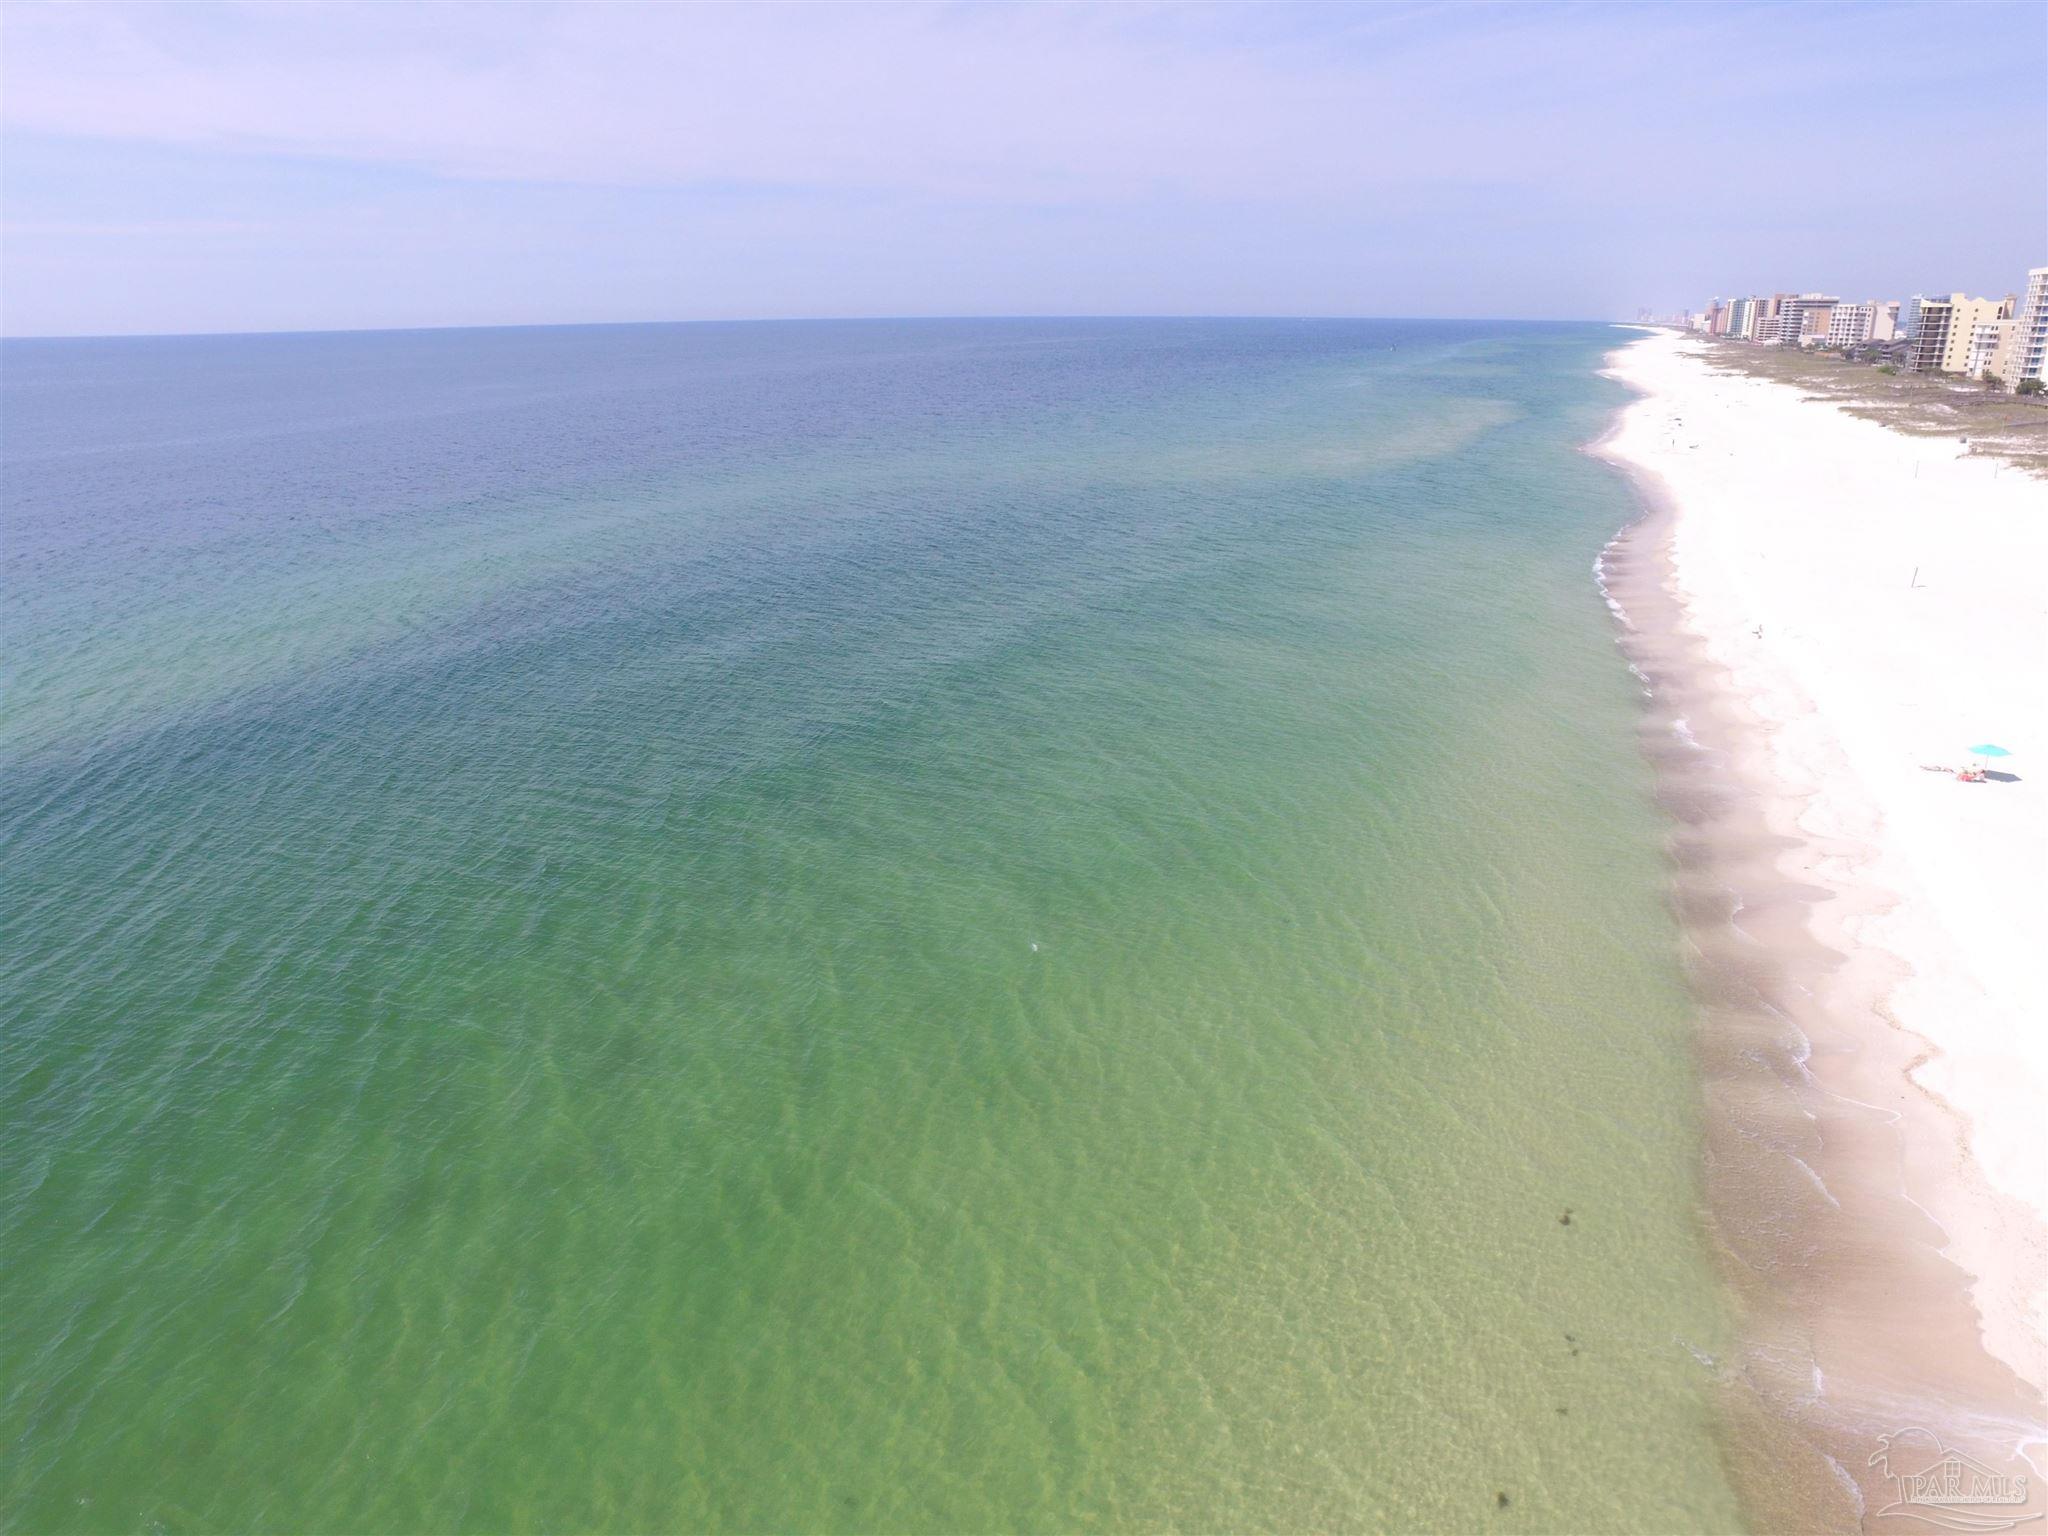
[2,2,2041,335]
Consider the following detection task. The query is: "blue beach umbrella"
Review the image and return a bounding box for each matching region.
[1967,744,2012,759]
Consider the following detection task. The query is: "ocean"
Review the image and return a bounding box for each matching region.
[1,318,1745,1532]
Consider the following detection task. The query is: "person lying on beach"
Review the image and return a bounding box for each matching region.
[1919,764,1988,782]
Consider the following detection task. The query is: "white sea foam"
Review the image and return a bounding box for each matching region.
[1820,1454,1865,1520]
[1592,546,1632,628]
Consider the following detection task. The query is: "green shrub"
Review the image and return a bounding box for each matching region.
[1876,365,1898,375]
[2019,378,2045,396]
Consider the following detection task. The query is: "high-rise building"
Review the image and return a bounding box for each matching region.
[1904,294,2011,374]
[1992,267,2048,389]
[1776,294,1838,344]
[1906,298,1954,372]
[1965,318,2013,377]
[1825,303,1877,346]
[1821,301,1901,347]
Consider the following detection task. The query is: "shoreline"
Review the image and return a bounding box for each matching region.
[1591,329,2046,1530]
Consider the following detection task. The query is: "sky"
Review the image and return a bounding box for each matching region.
[2,1,2042,337]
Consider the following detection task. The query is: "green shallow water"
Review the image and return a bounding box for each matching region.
[0,320,1743,1532]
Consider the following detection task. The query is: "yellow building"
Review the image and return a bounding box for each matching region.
[1906,294,2011,374]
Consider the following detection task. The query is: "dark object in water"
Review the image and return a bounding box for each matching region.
[1496,1491,1511,1509]
[1559,1208,1573,1226]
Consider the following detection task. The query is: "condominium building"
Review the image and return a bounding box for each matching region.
[1906,298,1955,372]
[1965,318,2013,377]
[1825,303,1877,346]
[1904,294,2011,374]
[1992,267,2048,388]
[1746,294,1785,342]
[1822,300,1902,347]
[1776,293,1838,344]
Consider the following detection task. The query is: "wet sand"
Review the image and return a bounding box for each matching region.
[1592,332,2047,1532]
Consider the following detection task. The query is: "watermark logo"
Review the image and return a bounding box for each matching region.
[1869,1427,2041,1531]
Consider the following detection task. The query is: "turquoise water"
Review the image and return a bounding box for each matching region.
[2,320,1743,1532]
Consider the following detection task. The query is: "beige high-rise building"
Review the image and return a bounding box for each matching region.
[1775,293,1837,345]
[1965,318,2013,377]
[1904,294,2010,374]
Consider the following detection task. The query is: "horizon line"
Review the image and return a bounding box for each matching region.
[0,312,1624,344]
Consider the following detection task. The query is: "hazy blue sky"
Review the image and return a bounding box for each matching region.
[3,1,2042,336]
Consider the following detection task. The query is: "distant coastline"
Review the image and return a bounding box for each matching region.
[1593,329,2047,1529]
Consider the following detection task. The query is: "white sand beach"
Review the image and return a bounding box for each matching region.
[1601,328,2048,1467]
